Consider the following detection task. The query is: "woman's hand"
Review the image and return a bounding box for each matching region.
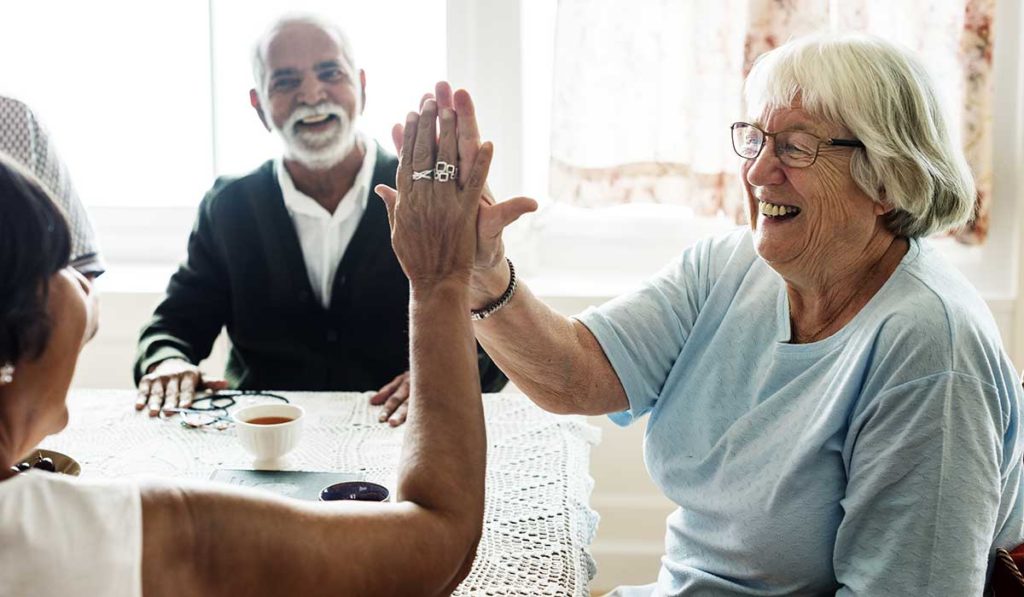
[375,98,493,292]
[381,83,538,306]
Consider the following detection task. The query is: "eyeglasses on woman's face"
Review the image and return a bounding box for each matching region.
[730,122,864,168]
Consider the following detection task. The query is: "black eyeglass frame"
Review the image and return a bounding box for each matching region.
[730,121,865,168]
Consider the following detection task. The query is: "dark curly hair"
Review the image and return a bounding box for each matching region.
[0,151,71,365]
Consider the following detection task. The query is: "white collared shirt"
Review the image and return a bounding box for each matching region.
[275,134,378,309]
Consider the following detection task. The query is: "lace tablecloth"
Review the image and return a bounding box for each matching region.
[41,390,601,596]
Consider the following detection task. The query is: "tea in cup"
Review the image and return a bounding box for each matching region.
[233,403,304,465]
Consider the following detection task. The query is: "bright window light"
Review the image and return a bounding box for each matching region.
[0,1,213,207]
[0,0,446,206]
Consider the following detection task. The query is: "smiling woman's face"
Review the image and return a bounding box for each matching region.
[742,103,889,277]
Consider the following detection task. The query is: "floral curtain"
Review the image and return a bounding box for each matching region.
[549,0,996,243]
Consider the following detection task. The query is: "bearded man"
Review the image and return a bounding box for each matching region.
[133,14,505,425]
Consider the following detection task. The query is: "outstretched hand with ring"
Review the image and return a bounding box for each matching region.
[375,99,493,291]
[380,83,538,307]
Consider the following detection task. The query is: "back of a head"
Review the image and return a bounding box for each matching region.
[744,33,976,238]
[0,152,71,366]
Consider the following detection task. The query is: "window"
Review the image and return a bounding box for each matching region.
[0,0,1020,311]
[513,0,743,292]
[0,0,444,266]
[0,1,213,207]
[509,0,1024,308]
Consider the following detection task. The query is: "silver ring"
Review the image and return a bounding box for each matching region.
[434,161,458,183]
[412,169,433,181]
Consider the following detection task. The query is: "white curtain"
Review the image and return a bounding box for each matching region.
[549,0,996,242]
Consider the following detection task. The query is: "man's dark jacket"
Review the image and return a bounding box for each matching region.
[134,148,507,392]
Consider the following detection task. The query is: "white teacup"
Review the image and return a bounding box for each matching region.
[233,403,304,465]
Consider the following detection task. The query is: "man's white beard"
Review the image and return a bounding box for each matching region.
[273,102,358,170]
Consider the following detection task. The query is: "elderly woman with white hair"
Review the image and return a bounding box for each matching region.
[385,34,1024,594]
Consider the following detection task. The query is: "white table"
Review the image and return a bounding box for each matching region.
[42,390,601,596]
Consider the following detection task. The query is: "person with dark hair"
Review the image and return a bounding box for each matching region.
[132,15,505,424]
[0,93,493,595]
[0,94,104,278]
[0,156,82,376]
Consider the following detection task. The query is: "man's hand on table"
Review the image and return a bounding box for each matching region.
[136,358,228,417]
[370,371,410,426]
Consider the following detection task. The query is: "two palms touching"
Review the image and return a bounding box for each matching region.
[375,82,538,289]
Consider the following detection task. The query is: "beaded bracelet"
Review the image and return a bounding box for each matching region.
[470,258,517,321]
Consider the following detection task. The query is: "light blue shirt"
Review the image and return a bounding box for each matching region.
[578,229,1024,596]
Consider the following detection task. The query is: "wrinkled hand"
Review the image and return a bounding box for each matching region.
[136,358,228,417]
[369,371,410,426]
[378,83,538,302]
[375,96,492,288]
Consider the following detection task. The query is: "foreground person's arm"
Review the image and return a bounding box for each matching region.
[138,101,487,597]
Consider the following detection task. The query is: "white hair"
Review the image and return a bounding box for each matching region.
[250,13,358,98]
[744,33,975,238]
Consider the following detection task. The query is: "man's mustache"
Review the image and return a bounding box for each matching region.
[285,103,348,132]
